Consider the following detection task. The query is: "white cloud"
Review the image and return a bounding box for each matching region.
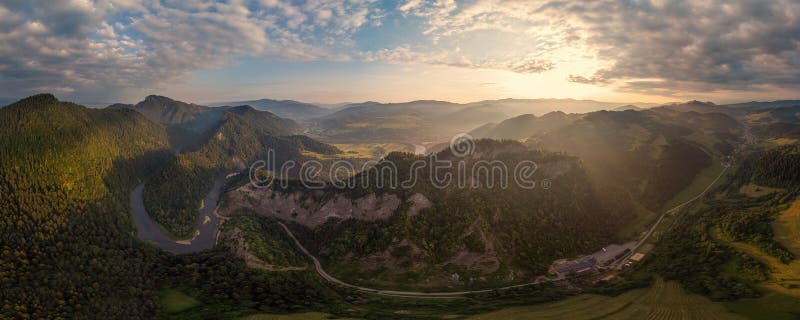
[2,0,800,101]
[0,0,385,100]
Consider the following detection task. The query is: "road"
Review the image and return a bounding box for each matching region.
[613,119,753,268]
[613,164,730,269]
[278,222,551,297]
[131,136,741,295]
[278,160,733,297]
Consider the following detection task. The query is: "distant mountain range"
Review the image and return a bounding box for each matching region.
[208,98,331,119]
[110,95,210,125]
[306,98,661,143]
[99,96,800,145]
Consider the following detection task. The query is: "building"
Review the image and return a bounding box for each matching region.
[550,256,598,275]
[629,253,645,262]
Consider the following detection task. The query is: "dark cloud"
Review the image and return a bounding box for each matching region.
[3,0,800,101]
[558,0,800,93]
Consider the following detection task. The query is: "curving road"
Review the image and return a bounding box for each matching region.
[277,161,734,297]
[613,164,730,269]
[277,222,545,297]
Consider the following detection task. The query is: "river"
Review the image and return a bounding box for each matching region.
[129,173,227,254]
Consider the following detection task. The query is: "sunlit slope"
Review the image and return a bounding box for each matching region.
[469,279,745,320]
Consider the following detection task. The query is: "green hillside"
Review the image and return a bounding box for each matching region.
[646,142,800,302]
[110,95,209,126]
[470,111,575,140]
[143,106,338,238]
[0,94,172,318]
[225,140,627,290]
[0,94,351,319]
[210,98,331,119]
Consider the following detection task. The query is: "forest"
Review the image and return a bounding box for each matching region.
[283,140,628,289]
[644,143,799,300]
[0,95,345,319]
[143,107,340,238]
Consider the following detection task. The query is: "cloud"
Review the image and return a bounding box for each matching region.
[565,0,800,93]
[2,0,800,100]
[568,75,609,85]
[508,59,554,74]
[361,45,555,74]
[398,0,800,94]
[0,0,384,100]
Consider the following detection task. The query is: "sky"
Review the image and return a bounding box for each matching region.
[1,0,799,105]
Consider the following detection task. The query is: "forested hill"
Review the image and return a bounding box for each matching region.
[0,95,354,318]
[110,94,209,125]
[472,108,745,212]
[143,104,340,238]
[0,94,172,318]
[210,98,331,120]
[469,111,576,140]
[112,96,305,149]
[220,105,301,136]
[226,140,627,289]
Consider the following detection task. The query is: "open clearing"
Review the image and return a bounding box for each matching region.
[332,143,414,158]
[725,291,800,320]
[739,183,784,198]
[468,278,745,320]
[160,289,200,314]
[726,241,800,298]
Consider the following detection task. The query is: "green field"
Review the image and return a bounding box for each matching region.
[661,161,725,211]
[739,183,784,198]
[468,278,745,320]
[332,143,414,158]
[160,289,201,314]
[725,291,800,320]
[773,198,800,255]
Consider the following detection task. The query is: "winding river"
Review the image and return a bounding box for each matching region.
[129,173,227,254]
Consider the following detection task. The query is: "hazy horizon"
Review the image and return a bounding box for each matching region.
[5,92,800,110]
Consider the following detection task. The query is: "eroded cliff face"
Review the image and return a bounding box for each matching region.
[219,185,431,228]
